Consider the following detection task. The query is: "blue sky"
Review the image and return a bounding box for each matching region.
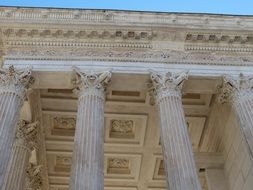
[0,0,253,15]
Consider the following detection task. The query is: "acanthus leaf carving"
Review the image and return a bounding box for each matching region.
[26,163,43,190]
[111,120,134,134]
[15,120,39,151]
[56,156,72,166]
[218,73,253,104]
[72,66,111,99]
[149,70,188,103]
[108,158,129,169]
[53,117,76,130]
[0,65,34,100]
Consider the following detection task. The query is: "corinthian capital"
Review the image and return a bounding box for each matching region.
[72,66,111,99]
[0,65,34,99]
[218,74,253,104]
[26,163,42,190]
[15,120,38,151]
[149,70,188,102]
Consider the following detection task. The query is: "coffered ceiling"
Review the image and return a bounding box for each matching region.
[34,74,223,190]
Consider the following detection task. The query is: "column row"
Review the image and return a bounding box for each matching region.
[1,65,253,190]
[70,68,201,190]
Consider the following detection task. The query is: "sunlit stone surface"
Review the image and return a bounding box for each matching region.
[219,74,253,160]
[0,66,34,187]
[150,71,201,190]
[70,67,111,190]
[0,6,253,190]
[2,120,38,190]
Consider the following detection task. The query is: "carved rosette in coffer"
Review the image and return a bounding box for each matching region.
[54,155,72,173]
[48,153,142,182]
[104,153,142,182]
[43,113,77,139]
[52,117,76,136]
[104,114,147,146]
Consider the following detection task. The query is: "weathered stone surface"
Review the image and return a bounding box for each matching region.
[150,71,201,190]
[219,74,253,160]
[70,67,111,190]
[0,66,34,188]
[1,6,253,190]
[2,120,38,190]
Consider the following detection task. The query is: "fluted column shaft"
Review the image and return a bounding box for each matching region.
[233,96,253,155]
[150,71,201,190]
[219,74,253,159]
[0,66,33,187]
[0,93,23,182]
[2,120,38,190]
[70,67,111,190]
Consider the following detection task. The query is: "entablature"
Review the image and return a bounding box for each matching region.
[1,7,253,68]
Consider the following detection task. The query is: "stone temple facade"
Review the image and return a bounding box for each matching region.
[0,6,253,190]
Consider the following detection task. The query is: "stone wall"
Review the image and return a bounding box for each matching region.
[222,108,253,190]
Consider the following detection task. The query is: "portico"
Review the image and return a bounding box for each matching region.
[0,6,253,190]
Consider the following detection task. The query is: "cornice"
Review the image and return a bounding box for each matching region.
[1,7,253,68]
[185,45,253,53]
[15,120,38,151]
[2,28,155,41]
[184,32,253,52]
[185,33,253,44]
[1,7,253,30]
[2,27,253,54]
[6,40,152,49]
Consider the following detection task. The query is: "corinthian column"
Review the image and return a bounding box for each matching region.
[2,120,38,190]
[70,67,111,190]
[150,71,201,190]
[0,66,34,186]
[218,74,253,160]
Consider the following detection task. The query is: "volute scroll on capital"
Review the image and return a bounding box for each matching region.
[218,74,253,104]
[15,120,39,151]
[72,66,111,99]
[149,70,188,103]
[0,65,34,100]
